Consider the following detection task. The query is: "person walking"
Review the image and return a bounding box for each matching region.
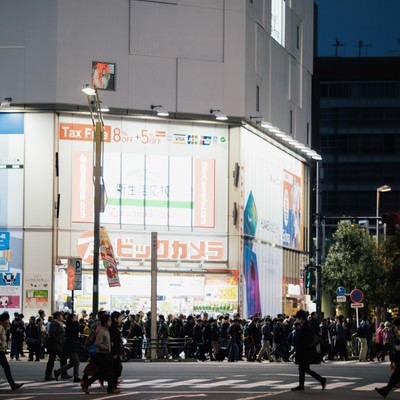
[256,317,273,362]
[375,317,400,398]
[25,316,41,362]
[0,312,23,391]
[80,313,118,394]
[44,311,71,381]
[291,310,327,391]
[109,311,124,392]
[54,313,81,382]
[376,322,385,362]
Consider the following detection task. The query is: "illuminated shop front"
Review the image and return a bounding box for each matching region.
[0,112,310,318]
[56,114,236,315]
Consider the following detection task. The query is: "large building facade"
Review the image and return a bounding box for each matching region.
[315,57,400,256]
[0,0,316,318]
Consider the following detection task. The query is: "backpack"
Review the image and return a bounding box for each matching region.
[84,329,96,355]
[383,328,392,344]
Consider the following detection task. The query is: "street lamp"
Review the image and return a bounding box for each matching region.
[81,84,107,316]
[376,185,392,245]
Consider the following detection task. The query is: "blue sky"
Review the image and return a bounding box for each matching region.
[315,0,400,57]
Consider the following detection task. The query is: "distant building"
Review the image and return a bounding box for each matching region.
[314,57,400,249]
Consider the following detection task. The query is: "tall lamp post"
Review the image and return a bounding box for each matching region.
[81,84,106,317]
[312,154,322,315]
[376,185,392,246]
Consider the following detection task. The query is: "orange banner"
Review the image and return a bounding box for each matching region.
[59,123,112,142]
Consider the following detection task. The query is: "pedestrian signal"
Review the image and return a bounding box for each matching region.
[304,265,316,298]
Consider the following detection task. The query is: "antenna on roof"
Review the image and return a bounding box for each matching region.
[332,38,344,56]
[358,40,372,57]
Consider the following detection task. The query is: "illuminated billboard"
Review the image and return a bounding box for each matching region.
[59,116,228,263]
[240,129,304,317]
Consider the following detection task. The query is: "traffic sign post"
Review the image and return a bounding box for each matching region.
[350,289,364,327]
[336,287,346,297]
[350,289,364,303]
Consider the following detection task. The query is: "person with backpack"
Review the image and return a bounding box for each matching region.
[381,322,393,362]
[376,322,385,362]
[375,317,400,398]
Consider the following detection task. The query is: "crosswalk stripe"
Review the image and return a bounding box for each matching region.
[192,379,247,388]
[312,381,353,389]
[354,383,389,391]
[235,380,283,388]
[122,379,174,388]
[154,379,211,388]
[0,377,395,392]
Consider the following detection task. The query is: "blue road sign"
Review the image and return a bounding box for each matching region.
[336,286,346,296]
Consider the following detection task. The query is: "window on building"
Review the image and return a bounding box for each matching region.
[271,0,286,46]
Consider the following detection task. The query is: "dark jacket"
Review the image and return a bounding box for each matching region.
[64,320,81,354]
[46,320,65,353]
[294,320,316,365]
[110,322,124,356]
[25,321,41,345]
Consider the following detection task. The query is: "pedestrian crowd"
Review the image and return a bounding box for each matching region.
[1,308,400,396]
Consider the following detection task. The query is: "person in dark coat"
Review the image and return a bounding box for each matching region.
[44,311,70,381]
[25,316,41,361]
[54,313,81,382]
[375,317,400,398]
[291,310,327,391]
[110,311,124,391]
[10,313,25,361]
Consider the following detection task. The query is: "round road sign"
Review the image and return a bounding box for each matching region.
[350,289,364,303]
[336,287,346,296]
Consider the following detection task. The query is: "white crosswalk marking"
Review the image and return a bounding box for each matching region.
[154,379,212,387]
[311,381,353,389]
[122,379,174,388]
[0,375,394,393]
[354,383,389,391]
[235,380,283,388]
[192,379,247,388]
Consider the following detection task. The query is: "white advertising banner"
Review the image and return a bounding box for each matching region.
[58,115,229,264]
[240,129,304,317]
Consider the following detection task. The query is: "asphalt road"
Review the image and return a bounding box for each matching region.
[0,358,395,400]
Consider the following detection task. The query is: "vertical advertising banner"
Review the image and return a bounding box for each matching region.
[100,227,120,287]
[243,192,261,316]
[240,129,304,317]
[282,170,302,249]
[194,158,215,228]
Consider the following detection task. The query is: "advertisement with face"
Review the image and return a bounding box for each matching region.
[240,129,304,317]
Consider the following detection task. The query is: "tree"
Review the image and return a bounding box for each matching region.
[378,233,400,308]
[322,221,381,316]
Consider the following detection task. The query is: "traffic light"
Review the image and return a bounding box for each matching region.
[304,265,316,298]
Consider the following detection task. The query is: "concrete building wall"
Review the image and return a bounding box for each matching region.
[1,0,314,145]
